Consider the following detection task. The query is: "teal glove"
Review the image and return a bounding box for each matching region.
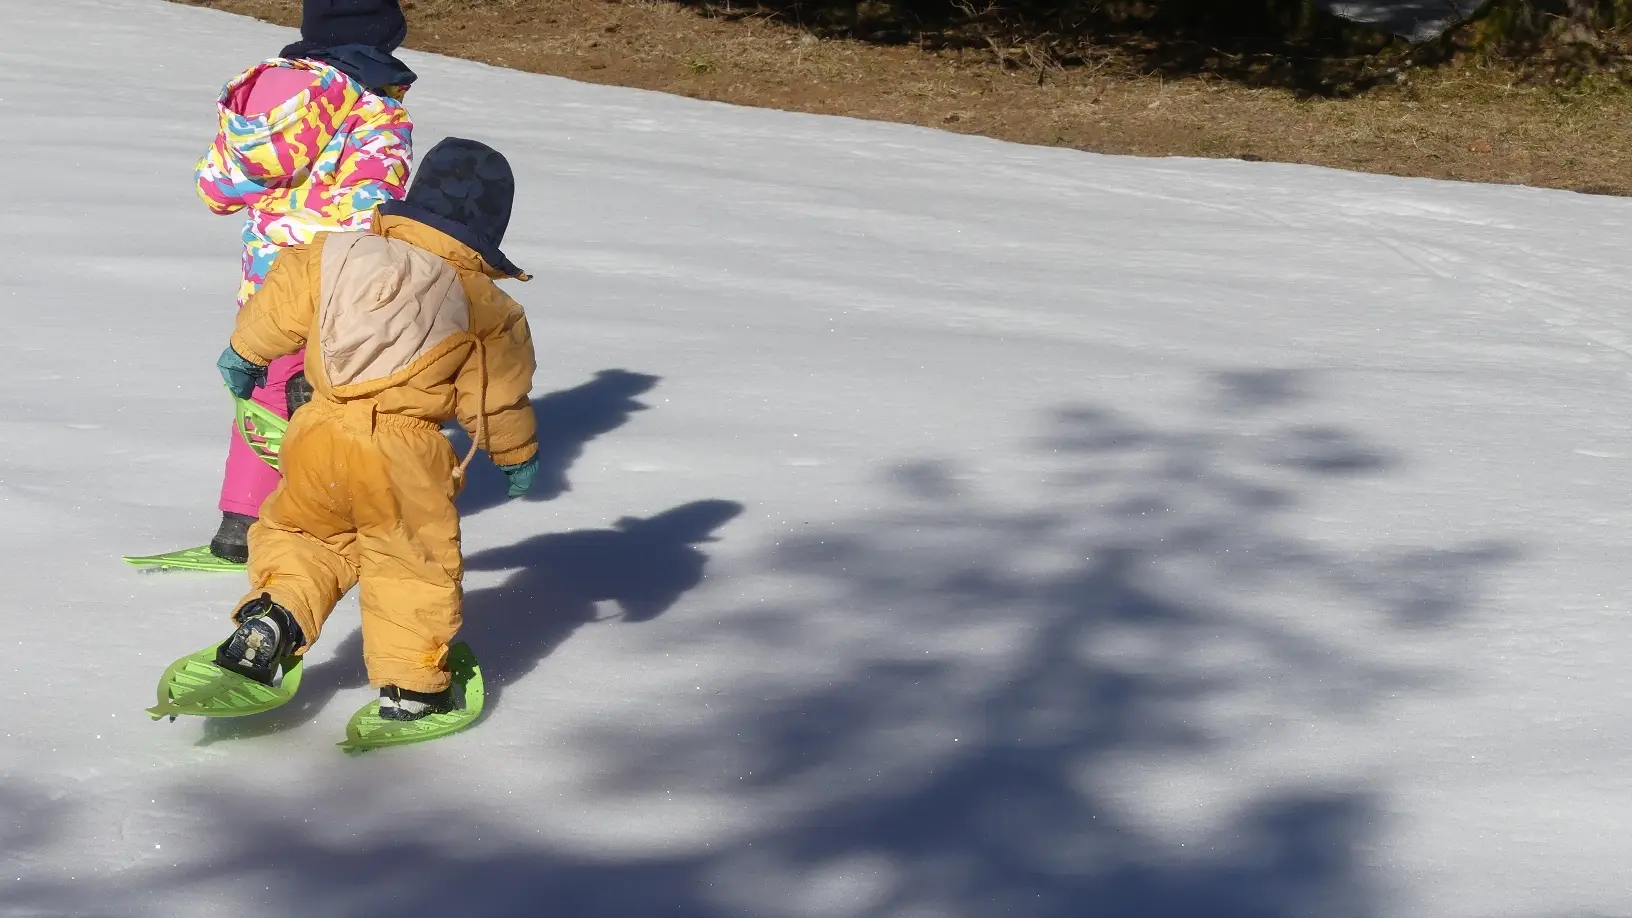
[498,457,539,498]
[218,347,267,399]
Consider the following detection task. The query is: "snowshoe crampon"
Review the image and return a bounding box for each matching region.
[337,643,484,754]
[123,546,246,572]
[147,646,303,720]
[233,391,287,472]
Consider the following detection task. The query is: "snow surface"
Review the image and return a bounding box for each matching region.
[1323,1,1488,42]
[4,1,1632,915]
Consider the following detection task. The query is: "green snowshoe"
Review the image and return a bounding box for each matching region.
[124,546,247,572]
[123,395,286,570]
[337,643,484,753]
[233,393,287,472]
[147,645,303,720]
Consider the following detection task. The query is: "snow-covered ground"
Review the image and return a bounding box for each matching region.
[4,1,1632,915]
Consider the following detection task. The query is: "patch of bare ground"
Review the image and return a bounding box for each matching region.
[176,0,1632,195]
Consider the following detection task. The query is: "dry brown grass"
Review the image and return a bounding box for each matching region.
[176,0,1632,195]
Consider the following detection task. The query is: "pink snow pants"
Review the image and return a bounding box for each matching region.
[218,351,303,517]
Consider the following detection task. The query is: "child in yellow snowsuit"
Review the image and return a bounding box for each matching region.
[211,138,539,720]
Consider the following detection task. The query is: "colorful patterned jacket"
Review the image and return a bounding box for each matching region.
[195,58,412,306]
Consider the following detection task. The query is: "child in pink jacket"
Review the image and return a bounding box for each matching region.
[196,0,416,562]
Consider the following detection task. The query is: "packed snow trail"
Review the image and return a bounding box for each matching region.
[3,1,1632,916]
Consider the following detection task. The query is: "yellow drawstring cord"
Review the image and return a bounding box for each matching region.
[453,337,487,482]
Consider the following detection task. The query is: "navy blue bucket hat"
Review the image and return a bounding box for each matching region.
[378,138,527,278]
[292,0,407,52]
[279,0,417,91]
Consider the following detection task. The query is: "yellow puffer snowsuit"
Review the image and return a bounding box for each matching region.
[228,213,538,691]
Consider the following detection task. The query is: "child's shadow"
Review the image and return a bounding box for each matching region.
[455,369,660,518]
[459,499,745,707]
[195,499,743,744]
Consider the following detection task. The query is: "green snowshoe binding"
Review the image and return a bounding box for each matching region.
[147,595,306,720]
[338,643,485,753]
[233,392,287,471]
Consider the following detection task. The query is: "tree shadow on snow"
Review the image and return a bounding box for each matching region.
[454,368,660,519]
[21,371,1526,917]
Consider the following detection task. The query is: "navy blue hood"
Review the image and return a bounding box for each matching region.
[378,137,527,279]
[279,42,417,92]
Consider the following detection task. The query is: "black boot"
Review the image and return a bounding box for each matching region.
[214,594,304,686]
[209,511,255,564]
[378,683,459,721]
[286,371,313,419]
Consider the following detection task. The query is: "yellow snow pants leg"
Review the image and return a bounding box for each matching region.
[239,398,463,693]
